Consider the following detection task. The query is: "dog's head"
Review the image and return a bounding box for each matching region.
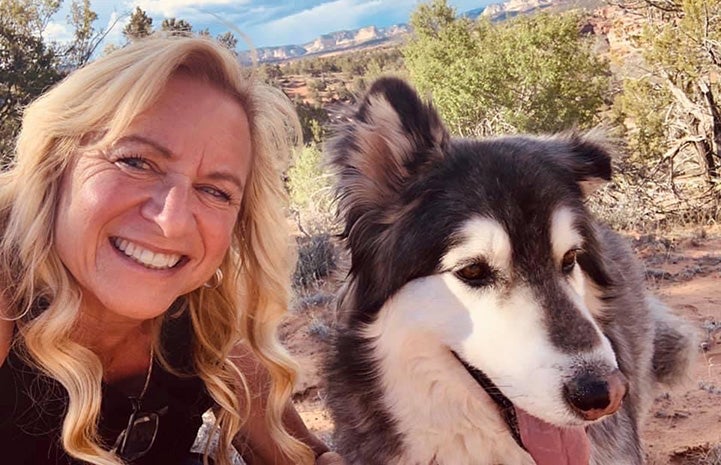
[328,77,628,431]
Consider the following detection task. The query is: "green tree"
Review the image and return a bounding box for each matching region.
[161,17,192,34]
[216,31,238,52]
[404,0,610,135]
[335,81,354,103]
[294,100,328,144]
[0,0,111,165]
[0,0,60,37]
[258,63,283,84]
[64,0,116,68]
[616,0,721,184]
[123,6,153,41]
[65,0,98,66]
[0,0,63,165]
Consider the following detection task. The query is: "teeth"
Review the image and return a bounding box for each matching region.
[112,237,182,270]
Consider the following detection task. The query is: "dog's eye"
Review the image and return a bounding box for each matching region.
[455,262,495,287]
[561,249,579,274]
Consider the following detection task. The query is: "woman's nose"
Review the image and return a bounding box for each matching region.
[141,177,195,237]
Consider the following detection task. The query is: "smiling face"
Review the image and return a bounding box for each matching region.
[54,74,252,323]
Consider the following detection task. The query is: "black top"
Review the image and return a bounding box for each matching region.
[0,313,215,464]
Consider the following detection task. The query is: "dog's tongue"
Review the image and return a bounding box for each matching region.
[515,408,590,465]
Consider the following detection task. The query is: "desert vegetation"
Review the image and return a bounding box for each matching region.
[2,0,719,225]
[278,0,720,292]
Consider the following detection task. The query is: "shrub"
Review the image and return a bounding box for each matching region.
[293,233,336,289]
[287,143,335,233]
[287,143,339,290]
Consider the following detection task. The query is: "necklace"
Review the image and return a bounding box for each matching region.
[138,344,154,400]
[115,344,157,459]
[129,344,154,412]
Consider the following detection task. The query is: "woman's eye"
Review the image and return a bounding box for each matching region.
[116,156,151,171]
[198,185,232,202]
[455,261,495,287]
[561,249,579,274]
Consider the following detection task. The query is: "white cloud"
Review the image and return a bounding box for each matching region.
[102,11,128,47]
[214,4,283,27]
[44,21,74,43]
[250,0,401,47]
[130,0,250,18]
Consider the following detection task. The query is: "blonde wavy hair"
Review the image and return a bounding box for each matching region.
[0,34,312,465]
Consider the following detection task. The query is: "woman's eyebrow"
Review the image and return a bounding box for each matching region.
[207,171,245,192]
[114,135,173,158]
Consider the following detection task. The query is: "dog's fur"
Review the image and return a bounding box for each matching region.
[324,78,696,465]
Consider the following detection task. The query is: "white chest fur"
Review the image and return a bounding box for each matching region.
[365,305,535,465]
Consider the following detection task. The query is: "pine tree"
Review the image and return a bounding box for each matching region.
[161,17,192,34]
[123,6,153,41]
[216,31,238,52]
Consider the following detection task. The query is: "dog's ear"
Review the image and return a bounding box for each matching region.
[559,131,614,196]
[548,131,616,287]
[327,77,449,230]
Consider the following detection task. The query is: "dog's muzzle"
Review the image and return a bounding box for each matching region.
[451,353,626,465]
[451,352,525,450]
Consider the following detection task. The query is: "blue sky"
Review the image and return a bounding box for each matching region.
[46,0,493,49]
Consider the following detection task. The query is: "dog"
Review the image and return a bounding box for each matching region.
[323,77,696,465]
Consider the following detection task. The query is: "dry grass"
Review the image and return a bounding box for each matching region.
[293,233,337,290]
[664,444,721,465]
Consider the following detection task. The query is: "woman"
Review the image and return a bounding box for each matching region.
[0,35,344,465]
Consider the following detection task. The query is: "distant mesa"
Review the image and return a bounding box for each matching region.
[240,24,410,64]
[242,0,571,63]
[477,0,555,20]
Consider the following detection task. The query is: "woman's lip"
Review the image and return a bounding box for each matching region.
[110,236,186,256]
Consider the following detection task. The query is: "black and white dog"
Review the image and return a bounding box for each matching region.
[324,77,695,465]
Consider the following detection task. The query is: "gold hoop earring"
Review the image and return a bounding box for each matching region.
[203,268,223,289]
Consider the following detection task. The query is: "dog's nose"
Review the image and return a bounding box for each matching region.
[563,369,628,421]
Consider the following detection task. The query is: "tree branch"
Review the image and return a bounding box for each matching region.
[698,79,721,178]
[651,135,705,178]
[663,73,709,122]
[639,0,683,13]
